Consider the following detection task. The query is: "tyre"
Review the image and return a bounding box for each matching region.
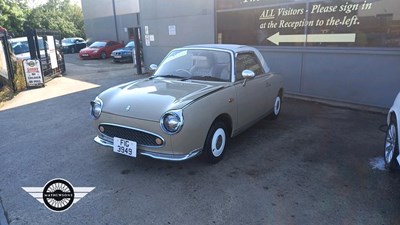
[100,52,107,59]
[269,92,282,120]
[203,121,228,164]
[384,118,399,171]
[70,46,75,54]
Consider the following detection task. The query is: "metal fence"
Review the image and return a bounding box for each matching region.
[26,29,66,81]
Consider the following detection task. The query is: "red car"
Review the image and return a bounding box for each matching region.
[79,40,124,59]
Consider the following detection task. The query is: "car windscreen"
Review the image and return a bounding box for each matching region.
[62,39,74,44]
[154,49,232,82]
[89,42,106,48]
[125,41,135,48]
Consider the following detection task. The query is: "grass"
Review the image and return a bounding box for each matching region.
[0,59,26,106]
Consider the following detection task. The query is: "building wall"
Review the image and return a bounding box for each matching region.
[261,47,400,108]
[82,0,140,44]
[82,0,400,108]
[214,0,400,108]
[138,0,215,65]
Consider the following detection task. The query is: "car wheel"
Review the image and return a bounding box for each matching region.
[100,52,107,59]
[70,46,75,54]
[270,93,282,120]
[384,118,399,171]
[203,121,228,164]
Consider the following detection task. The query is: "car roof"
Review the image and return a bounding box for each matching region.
[182,44,257,53]
[10,36,43,43]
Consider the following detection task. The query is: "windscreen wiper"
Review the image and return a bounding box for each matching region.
[189,76,225,81]
[149,74,185,80]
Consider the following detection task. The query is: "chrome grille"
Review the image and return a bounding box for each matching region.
[99,124,163,147]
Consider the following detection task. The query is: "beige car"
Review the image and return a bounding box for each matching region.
[90,44,284,163]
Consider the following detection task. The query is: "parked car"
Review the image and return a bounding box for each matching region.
[10,37,47,60]
[384,91,400,170]
[90,44,283,163]
[9,36,60,71]
[111,41,135,63]
[79,40,124,59]
[61,37,86,54]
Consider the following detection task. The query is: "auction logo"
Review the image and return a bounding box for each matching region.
[22,178,95,212]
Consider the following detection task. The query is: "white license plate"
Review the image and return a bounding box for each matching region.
[114,55,122,58]
[82,53,89,56]
[113,137,137,157]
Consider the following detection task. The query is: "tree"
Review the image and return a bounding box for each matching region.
[24,0,85,38]
[0,0,30,36]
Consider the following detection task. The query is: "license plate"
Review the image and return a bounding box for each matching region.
[82,53,89,56]
[113,137,137,157]
[114,55,122,58]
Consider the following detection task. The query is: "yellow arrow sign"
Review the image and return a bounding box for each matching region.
[267,32,356,45]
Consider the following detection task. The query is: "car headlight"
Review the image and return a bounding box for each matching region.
[90,97,103,119]
[160,110,184,134]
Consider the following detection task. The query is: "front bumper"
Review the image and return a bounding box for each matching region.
[94,135,202,161]
[80,53,99,59]
[113,56,132,62]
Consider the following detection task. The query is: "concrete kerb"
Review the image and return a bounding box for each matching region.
[285,93,388,115]
[0,197,8,225]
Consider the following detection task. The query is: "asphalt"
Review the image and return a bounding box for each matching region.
[0,54,399,225]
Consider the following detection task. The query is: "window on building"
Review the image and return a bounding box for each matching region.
[216,0,400,48]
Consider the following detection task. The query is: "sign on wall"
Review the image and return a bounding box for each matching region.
[23,60,44,87]
[0,41,8,79]
[216,0,400,47]
[47,36,58,69]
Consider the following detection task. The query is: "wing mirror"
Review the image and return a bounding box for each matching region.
[149,64,158,71]
[241,70,255,86]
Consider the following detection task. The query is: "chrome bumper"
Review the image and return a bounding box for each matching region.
[94,136,202,161]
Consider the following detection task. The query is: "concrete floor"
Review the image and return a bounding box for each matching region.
[0,54,399,225]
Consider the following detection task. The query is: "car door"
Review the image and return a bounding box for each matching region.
[234,52,274,130]
[76,39,86,50]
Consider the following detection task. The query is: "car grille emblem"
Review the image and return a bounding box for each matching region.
[126,105,131,111]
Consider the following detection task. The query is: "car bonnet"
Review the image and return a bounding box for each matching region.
[99,78,225,121]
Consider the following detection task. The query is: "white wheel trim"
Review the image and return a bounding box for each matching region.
[211,128,226,157]
[385,124,396,163]
[274,96,281,115]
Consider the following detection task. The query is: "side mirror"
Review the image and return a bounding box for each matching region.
[242,70,255,80]
[241,70,255,87]
[149,64,158,71]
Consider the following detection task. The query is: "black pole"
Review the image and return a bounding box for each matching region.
[112,0,119,41]
[133,27,142,75]
[27,28,38,60]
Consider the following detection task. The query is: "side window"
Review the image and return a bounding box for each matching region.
[235,52,264,81]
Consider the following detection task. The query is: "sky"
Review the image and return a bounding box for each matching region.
[26,0,82,8]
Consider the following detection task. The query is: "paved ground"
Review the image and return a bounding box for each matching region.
[0,54,399,225]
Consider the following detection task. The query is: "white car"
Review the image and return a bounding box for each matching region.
[384,92,400,170]
[9,36,47,60]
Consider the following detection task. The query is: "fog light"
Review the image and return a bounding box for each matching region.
[99,126,105,132]
[155,138,163,145]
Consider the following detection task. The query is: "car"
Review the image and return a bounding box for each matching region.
[111,41,135,63]
[61,37,86,54]
[79,40,124,59]
[10,36,47,60]
[384,91,400,171]
[90,44,284,163]
[9,36,58,71]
